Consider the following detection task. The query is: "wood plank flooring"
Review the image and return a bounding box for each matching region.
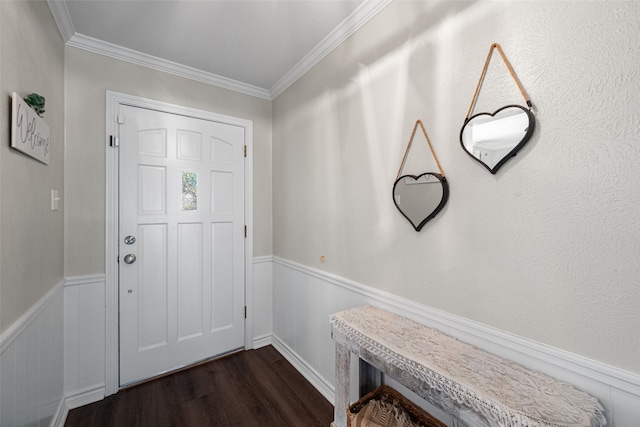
[64,345,334,427]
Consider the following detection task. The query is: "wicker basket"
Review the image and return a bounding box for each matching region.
[347,385,447,427]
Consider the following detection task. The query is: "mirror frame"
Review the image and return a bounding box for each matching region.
[392,172,449,232]
[459,104,535,174]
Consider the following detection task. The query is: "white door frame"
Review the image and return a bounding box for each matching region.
[105,91,254,395]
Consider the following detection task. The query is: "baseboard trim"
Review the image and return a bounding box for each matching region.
[50,397,69,427]
[50,383,105,427]
[65,383,106,410]
[252,333,273,349]
[271,334,335,404]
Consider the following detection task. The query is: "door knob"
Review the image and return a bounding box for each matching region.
[123,254,137,264]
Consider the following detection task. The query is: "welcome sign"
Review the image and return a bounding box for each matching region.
[11,92,50,165]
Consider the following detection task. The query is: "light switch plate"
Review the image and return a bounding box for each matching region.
[51,190,60,211]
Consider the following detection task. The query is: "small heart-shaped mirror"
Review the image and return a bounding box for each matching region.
[460,105,535,174]
[393,173,449,231]
[461,44,536,174]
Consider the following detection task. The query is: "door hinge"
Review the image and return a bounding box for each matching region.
[244,145,247,158]
[244,306,247,319]
[109,135,120,147]
[244,225,247,238]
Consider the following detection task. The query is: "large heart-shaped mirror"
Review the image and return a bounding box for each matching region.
[393,173,449,231]
[460,105,535,174]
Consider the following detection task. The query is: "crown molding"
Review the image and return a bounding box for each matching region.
[48,0,392,101]
[269,0,392,99]
[67,33,273,100]
[47,0,75,43]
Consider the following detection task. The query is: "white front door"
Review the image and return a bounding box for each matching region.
[118,104,245,386]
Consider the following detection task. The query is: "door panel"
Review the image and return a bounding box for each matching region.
[212,222,234,330]
[119,105,245,386]
[177,222,203,340]
[138,223,168,351]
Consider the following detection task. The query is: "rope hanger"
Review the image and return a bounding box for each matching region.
[465,43,532,120]
[396,119,445,181]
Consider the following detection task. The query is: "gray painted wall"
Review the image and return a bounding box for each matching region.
[64,47,273,276]
[0,0,65,334]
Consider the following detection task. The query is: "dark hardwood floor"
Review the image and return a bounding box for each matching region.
[65,345,334,427]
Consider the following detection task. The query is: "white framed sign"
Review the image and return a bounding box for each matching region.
[11,92,50,165]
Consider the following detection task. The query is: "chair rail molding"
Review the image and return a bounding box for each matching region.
[0,279,64,351]
[271,256,640,425]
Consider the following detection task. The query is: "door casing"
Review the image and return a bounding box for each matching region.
[105,91,254,395]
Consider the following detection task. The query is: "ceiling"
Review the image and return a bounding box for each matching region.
[47,0,391,100]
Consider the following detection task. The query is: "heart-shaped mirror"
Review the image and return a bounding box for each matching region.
[393,173,449,231]
[460,105,535,174]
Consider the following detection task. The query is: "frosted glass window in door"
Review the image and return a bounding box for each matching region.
[182,171,198,211]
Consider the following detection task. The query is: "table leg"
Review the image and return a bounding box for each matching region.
[333,342,351,427]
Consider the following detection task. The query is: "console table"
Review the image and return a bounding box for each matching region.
[330,306,606,427]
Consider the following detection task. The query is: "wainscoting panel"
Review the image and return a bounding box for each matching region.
[3,261,637,425]
[63,275,107,409]
[0,281,65,427]
[60,261,270,417]
[252,256,273,347]
[271,257,640,426]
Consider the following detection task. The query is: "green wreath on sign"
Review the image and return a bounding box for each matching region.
[24,93,46,117]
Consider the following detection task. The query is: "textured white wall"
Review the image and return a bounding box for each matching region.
[272,1,640,374]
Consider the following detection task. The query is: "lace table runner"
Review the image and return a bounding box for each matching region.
[330,306,606,427]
